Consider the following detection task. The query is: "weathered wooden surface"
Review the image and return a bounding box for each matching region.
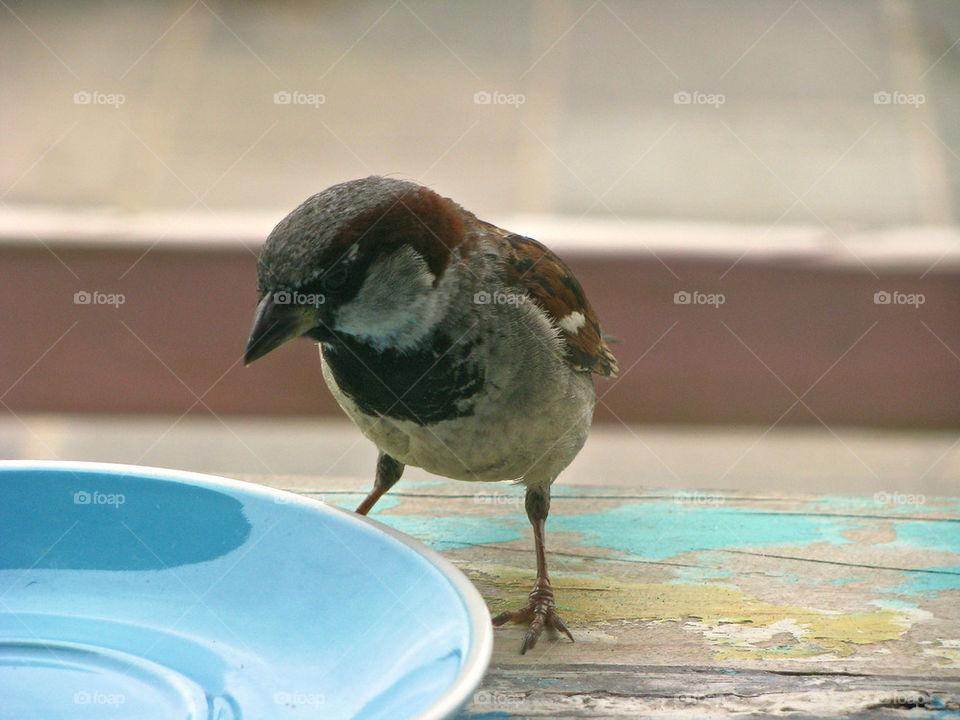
[241,475,960,718]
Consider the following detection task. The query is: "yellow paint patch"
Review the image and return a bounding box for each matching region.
[466,566,912,659]
[924,640,960,666]
[801,612,912,655]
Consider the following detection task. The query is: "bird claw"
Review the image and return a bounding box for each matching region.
[492,581,574,654]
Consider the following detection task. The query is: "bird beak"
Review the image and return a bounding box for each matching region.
[244,292,318,365]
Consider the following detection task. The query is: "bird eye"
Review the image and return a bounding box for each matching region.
[323,268,347,291]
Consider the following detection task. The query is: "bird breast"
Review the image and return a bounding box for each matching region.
[319,300,596,485]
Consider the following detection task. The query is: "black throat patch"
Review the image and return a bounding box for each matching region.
[320,331,484,425]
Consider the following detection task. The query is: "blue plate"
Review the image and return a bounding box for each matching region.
[0,461,492,719]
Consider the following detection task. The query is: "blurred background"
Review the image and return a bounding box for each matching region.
[1,1,958,494]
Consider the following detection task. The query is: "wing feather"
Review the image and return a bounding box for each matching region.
[483,222,618,377]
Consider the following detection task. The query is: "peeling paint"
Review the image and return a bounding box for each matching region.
[668,566,735,584]
[885,565,960,597]
[467,566,913,660]
[888,521,960,554]
[550,502,856,561]
[376,514,525,550]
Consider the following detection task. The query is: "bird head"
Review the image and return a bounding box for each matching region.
[244,176,471,364]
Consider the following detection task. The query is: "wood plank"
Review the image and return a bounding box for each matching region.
[236,475,960,717]
[461,666,960,718]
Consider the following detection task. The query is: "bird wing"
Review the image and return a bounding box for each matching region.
[483,222,618,378]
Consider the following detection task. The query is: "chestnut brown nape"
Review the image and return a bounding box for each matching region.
[256,176,474,294]
[332,185,474,284]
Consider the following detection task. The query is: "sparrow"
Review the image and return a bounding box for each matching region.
[244,176,617,653]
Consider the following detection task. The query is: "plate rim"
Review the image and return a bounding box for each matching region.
[0,459,493,720]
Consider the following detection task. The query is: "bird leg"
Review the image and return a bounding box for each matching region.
[492,485,573,654]
[355,452,404,516]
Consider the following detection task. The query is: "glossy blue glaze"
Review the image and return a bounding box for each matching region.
[0,462,491,720]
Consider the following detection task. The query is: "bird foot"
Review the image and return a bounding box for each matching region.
[491,580,574,654]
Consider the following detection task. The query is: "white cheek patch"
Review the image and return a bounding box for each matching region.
[335,246,444,350]
[558,311,586,335]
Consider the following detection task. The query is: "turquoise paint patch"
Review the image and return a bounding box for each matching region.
[927,694,960,715]
[809,495,954,515]
[375,514,526,551]
[669,566,734,584]
[760,570,805,585]
[884,566,960,597]
[888,520,960,554]
[869,598,919,609]
[328,494,525,549]
[751,645,803,655]
[550,502,857,561]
